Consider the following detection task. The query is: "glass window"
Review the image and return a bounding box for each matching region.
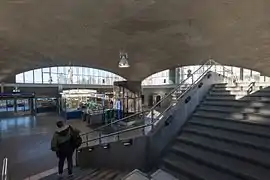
[51,67,58,74]
[24,70,34,83]
[58,67,64,74]
[78,67,83,75]
[15,66,126,85]
[0,100,6,112]
[43,72,50,83]
[34,69,42,83]
[72,75,79,84]
[16,73,24,83]
[58,73,67,84]
[243,69,251,81]
[43,67,50,73]
[51,73,58,84]
[82,67,86,75]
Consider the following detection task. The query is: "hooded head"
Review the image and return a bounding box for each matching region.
[56,120,70,135]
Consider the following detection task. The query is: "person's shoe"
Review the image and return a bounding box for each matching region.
[57,174,63,179]
[68,173,74,178]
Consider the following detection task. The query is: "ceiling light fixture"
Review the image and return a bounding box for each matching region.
[118,51,130,68]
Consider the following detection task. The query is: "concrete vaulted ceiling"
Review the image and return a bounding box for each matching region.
[0,0,270,81]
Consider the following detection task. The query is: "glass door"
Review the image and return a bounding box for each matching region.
[0,100,6,112]
[17,99,30,112]
[6,99,15,112]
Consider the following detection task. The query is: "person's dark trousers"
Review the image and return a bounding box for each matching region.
[58,152,73,175]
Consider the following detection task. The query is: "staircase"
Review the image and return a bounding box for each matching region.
[40,168,128,180]
[160,83,270,180]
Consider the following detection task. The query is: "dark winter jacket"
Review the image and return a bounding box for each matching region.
[51,125,75,154]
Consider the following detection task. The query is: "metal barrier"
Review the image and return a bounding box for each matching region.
[79,59,237,147]
[1,158,8,180]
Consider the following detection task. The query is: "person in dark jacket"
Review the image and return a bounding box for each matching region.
[51,121,80,178]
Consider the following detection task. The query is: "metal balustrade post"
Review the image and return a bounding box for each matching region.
[1,158,8,180]
[151,109,154,130]
[86,134,89,147]
[98,131,102,144]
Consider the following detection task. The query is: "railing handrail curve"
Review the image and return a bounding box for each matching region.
[80,59,237,138]
[80,60,215,136]
[81,65,219,145]
[1,158,8,180]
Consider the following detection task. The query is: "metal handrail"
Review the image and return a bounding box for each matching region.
[82,65,219,145]
[80,60,214,136]
[80,60,237,146]
[1,158,8,180]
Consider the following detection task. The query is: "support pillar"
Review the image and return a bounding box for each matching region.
[113,81,142,117]
[240,67,244,81]
[14,97,17,113]
[0,83,4,93]
[169,68,176,84]
[175,68,180,84]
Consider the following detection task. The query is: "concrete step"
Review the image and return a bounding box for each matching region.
[189,117,270,138]
[196,107,270,120]
[207,93,270,101]
[183,124,270,151]
[41,168,126,180]
[171,143,270,180]
[177,132,270,168]
[198,104,243,112]
[214,82,270,88]
[193,112,270,126]
[158,167,191,180]
[202,100,269,108]
[210,91,270,97]
[198,104,270,115]
[212,86,263,92]
[162,153,239,180]
[206,95,270,101]
[151,169,178,180]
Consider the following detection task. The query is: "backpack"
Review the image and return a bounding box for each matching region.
[69,126,82,149]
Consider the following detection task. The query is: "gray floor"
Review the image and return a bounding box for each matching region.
[0,113,91,180]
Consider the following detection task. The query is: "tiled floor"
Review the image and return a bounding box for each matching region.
[0,112,156,179]
[0,113,91,180]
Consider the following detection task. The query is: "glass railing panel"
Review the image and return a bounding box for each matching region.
[79,59,238,148]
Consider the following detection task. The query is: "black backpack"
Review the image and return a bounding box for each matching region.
[69,126,82,149]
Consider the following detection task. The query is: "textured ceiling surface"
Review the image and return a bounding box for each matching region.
[0,0,270,81]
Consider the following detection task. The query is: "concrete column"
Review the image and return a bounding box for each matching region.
[240,67,244,81]
[113,81,142,114]
[169,68,176,84]
[0,83,4,93]
[14,98,17,113]
[175,68,180,84]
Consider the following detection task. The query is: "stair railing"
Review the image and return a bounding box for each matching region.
[79,60,237,147]
[1,158,8,180]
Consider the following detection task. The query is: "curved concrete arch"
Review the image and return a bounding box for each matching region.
[1,0,270,82]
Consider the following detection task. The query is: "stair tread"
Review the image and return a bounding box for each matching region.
[171,143,270,180]
[183,124,270,150]
[163,153,240,180]
[194,111,270,125]
[178,132,270,167]
[159,167,190,180]
[189,117,270,137]
[198,105,270,116]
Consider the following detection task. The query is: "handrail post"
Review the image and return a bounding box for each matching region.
[151,109,154,130]
[86,134,89,147]
[98,131,102,145]
[1,158,8,180]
